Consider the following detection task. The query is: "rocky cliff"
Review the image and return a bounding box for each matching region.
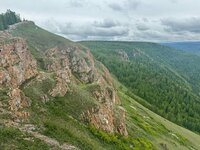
[0,22,128,136]
[43,43,128,135]
[0,33,38,119]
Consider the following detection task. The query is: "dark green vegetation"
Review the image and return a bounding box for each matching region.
[117,83,200,150]
[81,41,200,133]
[0,9,21,30]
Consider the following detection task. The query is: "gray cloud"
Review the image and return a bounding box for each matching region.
[52,21,129,41]
[93,19,119,28]
[1,0,200,41]
[136,23,149,31]
[108,0,141,12]
[161,17,200,33]
[108,3,124,11]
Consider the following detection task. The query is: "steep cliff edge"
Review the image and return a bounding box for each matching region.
[0,22,127,136]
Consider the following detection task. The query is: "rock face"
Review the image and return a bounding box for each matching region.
[117,50,129,61]
[44,45,128,135]
[69,48,97,83]
[82,64,128,136]
[44,45,127,135]
[45,46,97,96]
[0,34,38,117]
[46,47,72,97]
[0,25,128,136]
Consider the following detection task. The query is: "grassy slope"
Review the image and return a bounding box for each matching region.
[0,127,50,150]
[1,22,198,149]
[112,77,200,150]
[22,72,156,150]
[7,22,155,149]
[23,72,200,150]
[120,88,200,150]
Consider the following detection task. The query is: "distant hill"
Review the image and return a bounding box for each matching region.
[161,41,200,55]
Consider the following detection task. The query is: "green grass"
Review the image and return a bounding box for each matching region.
[0,127,50,150]
[89,125,155,150]
[11,21,74,51]
[22,71,158,149]
[118,85,200,150]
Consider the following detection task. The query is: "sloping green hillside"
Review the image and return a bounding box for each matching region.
[2,22,156,149]
[81,41,200,133]
[117,81,200,150]
[0,22,200,150]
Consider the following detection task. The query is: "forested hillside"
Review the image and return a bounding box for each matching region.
[81,41,200,133]
[0,9,21,30]
[0,16,200,149]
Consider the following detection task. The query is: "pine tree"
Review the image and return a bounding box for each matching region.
[0,10,21,30]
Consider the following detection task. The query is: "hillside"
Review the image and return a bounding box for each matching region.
[0,21,200,150]
[0,22,128,149]
[81,41,200,134]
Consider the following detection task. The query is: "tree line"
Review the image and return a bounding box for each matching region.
[0,10,21,30]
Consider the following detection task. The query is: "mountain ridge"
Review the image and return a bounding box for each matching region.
[0,21,200,150]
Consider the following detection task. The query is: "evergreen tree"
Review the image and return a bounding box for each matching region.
[0,9,21,30]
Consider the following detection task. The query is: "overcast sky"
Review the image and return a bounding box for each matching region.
[1,0,200,42]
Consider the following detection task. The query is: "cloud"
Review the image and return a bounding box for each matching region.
[42,16,200,42]
[93,19,119,28]
[108,3,124,11]
[68,0,85,7]
[161,17,200,33]
[108,0,141,12]
[1,0,200,41]
[51,20,129,41]
[136,23,149,31]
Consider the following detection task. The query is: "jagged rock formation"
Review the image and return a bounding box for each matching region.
[0,22,128,136]
[0,34,38,118]
[46,47,72,97]
[45,45,127,135]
